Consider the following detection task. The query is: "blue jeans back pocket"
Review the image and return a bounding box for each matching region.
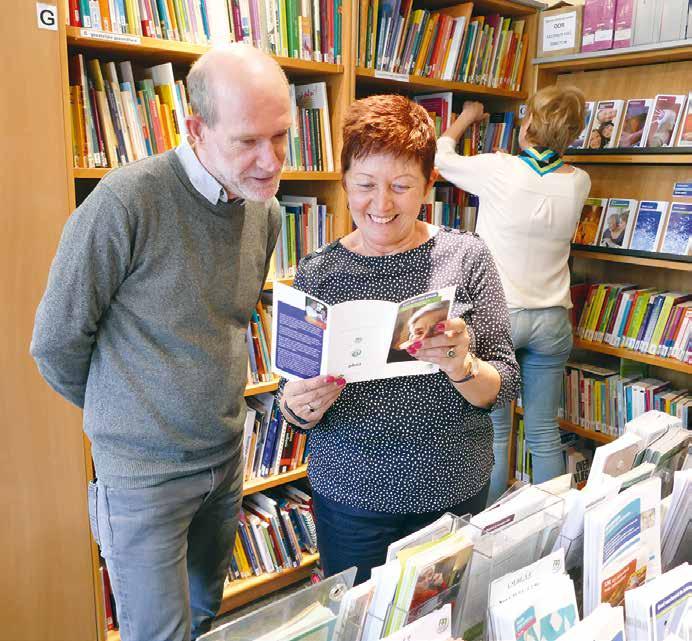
[87,481,100,546]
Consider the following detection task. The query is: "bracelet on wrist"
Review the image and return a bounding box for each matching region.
[282,402,310,426]
[449,353,479,384]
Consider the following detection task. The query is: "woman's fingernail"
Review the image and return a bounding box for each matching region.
[412,341,423,349]
[337,378,346,387]
[407,347,416,354]
[326,376,336,383]
[435,323,445,331]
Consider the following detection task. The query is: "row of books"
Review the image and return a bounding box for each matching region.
[69,54,334,173]
[243,394,309,482]
[560,361,690,436]
[247,302,272,384]
[270,195,335,279]
[571,94,692,150]
[227,484,317,582]
[573,197,691,256]
[357,1,528,91]
[419,185,478,232]
[69,0,343,63]
[575,282,691,360]
[580,0,692,53]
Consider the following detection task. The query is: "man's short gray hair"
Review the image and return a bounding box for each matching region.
[187,55,218,127]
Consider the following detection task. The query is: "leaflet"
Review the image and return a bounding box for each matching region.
[271,283,456,383]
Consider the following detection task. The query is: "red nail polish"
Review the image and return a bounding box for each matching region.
[337,378,346,387]
[412,340,423,349]
[435,323,445,331]
[326,376,336,383]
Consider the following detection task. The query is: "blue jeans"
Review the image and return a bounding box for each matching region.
[87,460,242,641]
[312,484,489,585]
[488,307,573,505]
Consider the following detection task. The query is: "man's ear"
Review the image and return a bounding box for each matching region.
[186,114,205,145]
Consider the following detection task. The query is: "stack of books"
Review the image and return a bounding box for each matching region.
[420,185,478,232]
[69,0,343,63]
[575,284,692,359]
[247,302,272,385]
[357,2,528,91]
[228,484,317,581]
[243,394,309,482]
[287,83,334,173]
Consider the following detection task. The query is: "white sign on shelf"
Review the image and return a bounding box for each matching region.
[542,11,578,53]
[36,3,58,30]
[374,70,409,83]
[80,28,141,45]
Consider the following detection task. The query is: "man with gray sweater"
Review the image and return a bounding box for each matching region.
[31,45,290,641]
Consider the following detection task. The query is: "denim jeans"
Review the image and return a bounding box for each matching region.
[312,483,489,585]
[488,307,573,505]
[87,459,242,641]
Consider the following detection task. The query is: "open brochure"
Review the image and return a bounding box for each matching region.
[271,283,456,383]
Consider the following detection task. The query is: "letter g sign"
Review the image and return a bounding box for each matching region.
[36,3,58,30]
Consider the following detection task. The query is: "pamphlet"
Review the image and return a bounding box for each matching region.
[271,283,456,383]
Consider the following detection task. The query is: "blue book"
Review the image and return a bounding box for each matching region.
[630,201,669,252]
[659,202,692,256]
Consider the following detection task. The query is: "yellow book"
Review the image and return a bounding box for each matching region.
[165,0,180,40]
[279,0,289,57]
[464,16,485,82]
[586,285,609,341]
[154,85,181,146]
[413,14,438,77]
[156,98,174,150]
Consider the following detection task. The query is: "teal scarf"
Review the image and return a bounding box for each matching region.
[518,146,564,176]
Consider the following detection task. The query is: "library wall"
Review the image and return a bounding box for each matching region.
[0,3,97,641]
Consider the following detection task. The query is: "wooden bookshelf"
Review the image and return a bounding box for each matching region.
[570,248,692,272]
[73,168,341,181]
[66,26,344,75]
[573,338,691,374]
[515,407,615,444]
[564,152,692,165]
[263,276,295,290]
[355,67,528,100]
[243,378,280,397]
[243,465,308,496]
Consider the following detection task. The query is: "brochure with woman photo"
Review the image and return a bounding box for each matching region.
[271,283,457,383]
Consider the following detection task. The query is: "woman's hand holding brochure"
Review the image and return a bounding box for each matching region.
[281,375,345,429]
[406,318,471,382]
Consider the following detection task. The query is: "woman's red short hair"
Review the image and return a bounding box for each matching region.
[341,94,436,181]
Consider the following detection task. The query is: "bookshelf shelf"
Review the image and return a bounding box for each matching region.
[218,552,320,616]
[533,39,692,72]
[263,277,295,290]
[564,152,692,165]
[570,248,692,272]
[515,406,615,444]
[355,67,528,100]
[244,378,280,397]
[243,465,308,497]
[73,168,341,181]
[65,27,344,75]
[573,338,692,374]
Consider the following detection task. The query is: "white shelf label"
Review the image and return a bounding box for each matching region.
[374,70,409,83]
[542,11,577,52]
[80,29,141,45]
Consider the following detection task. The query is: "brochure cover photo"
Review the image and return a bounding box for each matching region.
[271,284,457,383]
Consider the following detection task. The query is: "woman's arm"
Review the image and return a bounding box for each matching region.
[441,101,486,144]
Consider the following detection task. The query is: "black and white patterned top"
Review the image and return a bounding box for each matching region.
[279,227,520,513]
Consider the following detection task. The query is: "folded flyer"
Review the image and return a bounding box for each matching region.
[271,283,456,383]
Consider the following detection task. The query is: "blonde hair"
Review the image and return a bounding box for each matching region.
[525,86,585,153]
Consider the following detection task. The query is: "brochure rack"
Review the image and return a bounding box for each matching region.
[455,487,566,641]
[199,568,357,641]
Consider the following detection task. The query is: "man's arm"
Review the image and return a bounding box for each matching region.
[30,184,133,408]
[260,197,282,290]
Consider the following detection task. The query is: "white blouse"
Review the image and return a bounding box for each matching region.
[435,136,591,310]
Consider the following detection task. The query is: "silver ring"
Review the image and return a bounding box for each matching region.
[446,348,456,359]
[306,403,315,413]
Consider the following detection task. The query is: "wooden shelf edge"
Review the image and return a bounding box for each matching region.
[570,249,692,271]
[65,27,343,74]
[244,378,279,397]
[355,67,527,99]
[263,276,295,290]
[564,153,692,165]
[515,406,616,443]
[218,553,320,616]
[243,465,308,496]
[573,338,692,374]
[74,168,340,181]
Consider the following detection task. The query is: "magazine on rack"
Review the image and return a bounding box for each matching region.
[271,283,456,383]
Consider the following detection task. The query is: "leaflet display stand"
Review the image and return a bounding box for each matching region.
[455,487,566,641]
[199,568,357,641]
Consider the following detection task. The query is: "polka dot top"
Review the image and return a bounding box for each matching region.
[279,227,520,514]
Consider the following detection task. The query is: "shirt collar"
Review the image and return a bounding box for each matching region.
[175,138,234,206]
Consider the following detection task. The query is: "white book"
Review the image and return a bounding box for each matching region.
[586,432,642,488]
[362,560,402,641]
[386,514,456,563]
[630,201,671,253]
[661,470,692,571]
[206,0,233,44]
[597,198,639,249]
[557,603,625,641]
[660,203,692,256]
[144,62,188,142]
[632,0,659,45]
[645,95,687,147]
[584,476,662,616]
[334,579,375,641]
[442,18,467,81]
[383,603,453,641]
[659,0,688,42]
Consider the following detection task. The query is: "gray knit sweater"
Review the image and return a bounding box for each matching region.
[31,151,281,488]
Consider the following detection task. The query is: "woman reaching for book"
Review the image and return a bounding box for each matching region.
[278,94,519,585]
[435,86,592,506]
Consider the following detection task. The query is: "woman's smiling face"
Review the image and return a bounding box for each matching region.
[343,153,434,254]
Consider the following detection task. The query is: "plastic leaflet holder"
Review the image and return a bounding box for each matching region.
[198,567,356,641]
[359,514,473,641]
[454,485,566,641]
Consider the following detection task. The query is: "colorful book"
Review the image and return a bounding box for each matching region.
[574,198,608,245]
[572,101,595,149]
[629,201,670,252]
[644,94,687,148]
[587,100,625,149]
[676,93,692,147]
[659,203,692,256]
[597,198,638,249]
[616,98,653,148]
[581,0,617,52]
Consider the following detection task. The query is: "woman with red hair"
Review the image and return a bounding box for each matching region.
[278,95,519,584]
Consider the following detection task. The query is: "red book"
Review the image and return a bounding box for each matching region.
[69,0,82,26]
